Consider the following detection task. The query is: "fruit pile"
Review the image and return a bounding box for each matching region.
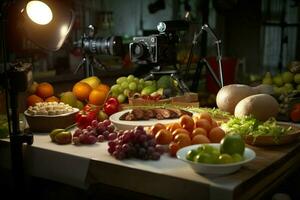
[27,82,59,107]
[60,76,110,109]
[149,112,225,157]
[186,135,245,164]
[107,126,162,160]
[110,74,178,103]
[261,71,300,119]
[73,119,117,145]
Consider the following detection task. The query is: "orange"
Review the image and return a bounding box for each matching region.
[198,112,213,124]
[179,115,194,132]
[36,82,54,99]
[45,96,59,102]
[208,127,225,143]
[27,94,43,107]
[174,133,191,148]
[88,89,107,105]
[155,129,172,145]
[192,134,210,144]
[97,84,110,95]
[191,127,207,138]
[171,128,190,138]
[150,123,166,137]
[166,122,181,133]
[195,118,212,132]
[72,82,92,101]
[169,142,180,157]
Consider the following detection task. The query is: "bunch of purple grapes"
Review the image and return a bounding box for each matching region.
[107,126,164,160]
[73,119,117,145]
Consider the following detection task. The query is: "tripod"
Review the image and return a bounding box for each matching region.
[74,53,107,77]
[144,65,190,94]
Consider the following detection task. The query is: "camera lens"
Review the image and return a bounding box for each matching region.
[130,42,148,59]
[78,36,123,56]
[95,36,123,56]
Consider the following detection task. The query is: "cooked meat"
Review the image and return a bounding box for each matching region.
[132,109,145,120]
[119,112,130,120]
[154,108,171,119]
[156,113,164,120]
[144,109,155,119]
[167,109,180,118]
[125,113,135,121]
[119,108,193,121]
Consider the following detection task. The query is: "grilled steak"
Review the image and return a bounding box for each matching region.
[119,108,193,121]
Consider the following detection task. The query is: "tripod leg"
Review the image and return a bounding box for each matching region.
[171,74,190,94]
[202,58,221,88]
[93,57,108,71]
[143,73,155,81]
[74,57,86,74]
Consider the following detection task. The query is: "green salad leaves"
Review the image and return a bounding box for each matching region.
[221,116,292,142]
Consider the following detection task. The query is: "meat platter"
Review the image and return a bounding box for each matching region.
[109,108,193,130]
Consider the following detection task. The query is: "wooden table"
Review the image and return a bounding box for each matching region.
[1,133,300,200]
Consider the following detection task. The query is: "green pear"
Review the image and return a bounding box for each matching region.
[60,91,77,107]
[262,72,272,85]
[282,71,294,83]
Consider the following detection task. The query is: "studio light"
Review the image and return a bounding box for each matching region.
[0,0,75,196]
[19,0,75,51]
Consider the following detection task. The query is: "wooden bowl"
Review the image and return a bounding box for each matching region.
[244,123,300,146]
[24,108,79,133]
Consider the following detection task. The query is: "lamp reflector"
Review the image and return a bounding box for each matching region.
[26,1,53,25]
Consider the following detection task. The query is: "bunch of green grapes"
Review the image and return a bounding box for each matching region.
[110,75,154,103]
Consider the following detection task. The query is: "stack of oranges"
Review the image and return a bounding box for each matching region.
[27,82,59,107]
[72,81,110,106]
[149,112,226,157]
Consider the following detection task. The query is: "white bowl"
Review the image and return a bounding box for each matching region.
[109,109,182,130]
[176,144,256,175]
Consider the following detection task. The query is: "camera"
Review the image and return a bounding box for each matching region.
[129,20,189,65]
[74,25,123,56]
[129,34,176,65]
[74,36,123,56]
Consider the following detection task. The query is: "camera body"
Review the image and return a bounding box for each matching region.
[129,33,176,66]
[129,20,189,66]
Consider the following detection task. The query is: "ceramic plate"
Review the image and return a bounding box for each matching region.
[244,122,300,146]
[176,144,256,175]
[109,109,183,130]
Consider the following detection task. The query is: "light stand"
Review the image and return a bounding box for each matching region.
[186,24,224,91]
[1,2,33,195]
[1,0,74,195]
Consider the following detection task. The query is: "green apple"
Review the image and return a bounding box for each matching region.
[272,75,284,87]
[294,73,300,84]
[282,71,294,83]
[220,134,245,156]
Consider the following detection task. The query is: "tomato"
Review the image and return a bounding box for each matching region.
[104,104,119,116]
[106,97,119,107]
[290,108,300,122]
[75,110,97,129]
[103,97,120,116]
